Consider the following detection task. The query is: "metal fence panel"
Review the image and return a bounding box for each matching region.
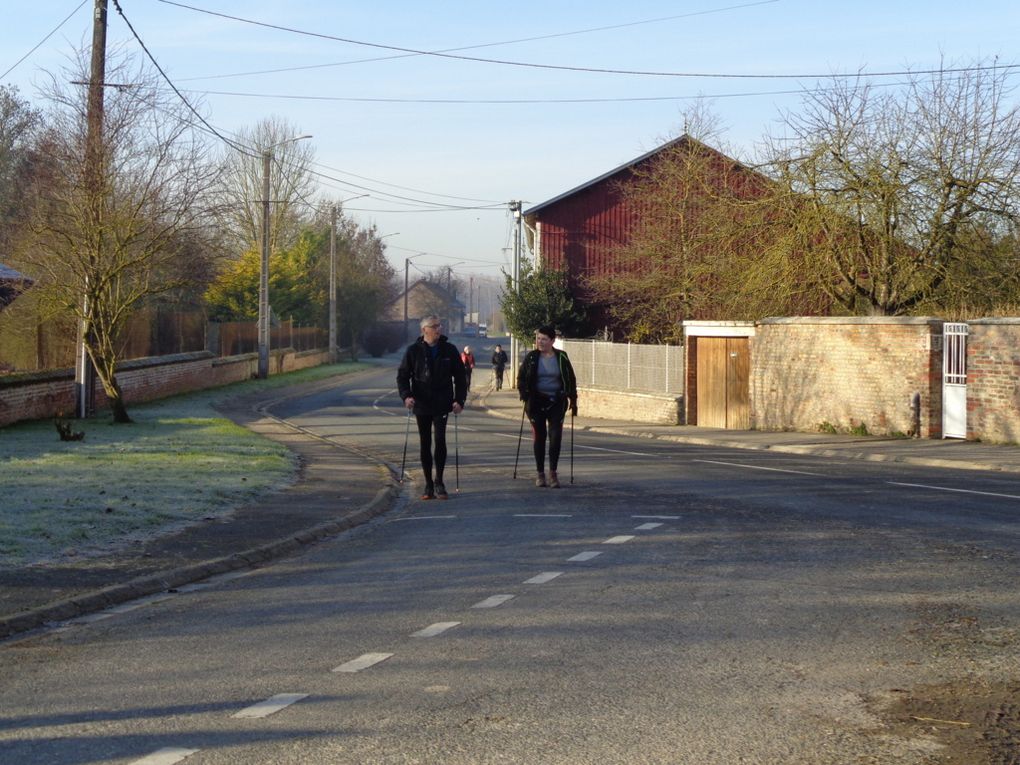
[559,339,683,394]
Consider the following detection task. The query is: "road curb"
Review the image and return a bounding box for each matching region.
[0,484,399,641]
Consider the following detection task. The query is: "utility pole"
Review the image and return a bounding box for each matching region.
[258,148,271,379]
[75,0,108,418]
[509,200,523,386]
[328,204,337,364]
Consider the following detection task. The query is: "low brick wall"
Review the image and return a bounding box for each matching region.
[752,317,942,437]
[0,348,330,428]
[967,319,1020,443]
[578,387,684,425]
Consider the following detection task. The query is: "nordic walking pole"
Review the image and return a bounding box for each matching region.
[570,410,575,484]
[399,407,411,483]
[512,402,526,479]
[454,412,460,493]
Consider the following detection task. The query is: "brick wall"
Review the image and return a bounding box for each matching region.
[0,348,330,428]
[751,317,942,437]
[967,320,1020,443]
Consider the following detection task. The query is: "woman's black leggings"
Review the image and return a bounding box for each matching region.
[415,413,449,483]
[529,399,566,473]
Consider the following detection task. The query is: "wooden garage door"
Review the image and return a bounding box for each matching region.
[696,337,750,429]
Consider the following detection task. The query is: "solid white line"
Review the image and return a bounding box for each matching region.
[332,653,394,673]
[412,621,461,638]
[693,459,823,476]
[603,535,636,544]
[576,444,657,457]
[888,481,1020,501]
[568,551,602,562]
[232,693,308,719]
[130,749,199,765]
[392,515,458,522]
[525,571,564,584]
[472,594,516,609]
[635,522,663,530]
[633,515,680,520]
[514,513,573,518]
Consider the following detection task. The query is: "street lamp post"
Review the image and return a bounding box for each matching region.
[258,134,311,379]
[404,252,424,343]
[329,194,370,364]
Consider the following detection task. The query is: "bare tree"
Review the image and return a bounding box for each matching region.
[216,116,317,256]
[20,47,221,422]
[765,60,1020,315]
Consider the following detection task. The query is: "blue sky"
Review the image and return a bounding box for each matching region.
[3,1,1018,282]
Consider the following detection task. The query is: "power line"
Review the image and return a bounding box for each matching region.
[172,0,781,83]
[156,0,1020,81]
[1,0,89,80]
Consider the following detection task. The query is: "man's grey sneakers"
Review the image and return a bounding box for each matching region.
[548,472,561,488]
[535,472,547,487]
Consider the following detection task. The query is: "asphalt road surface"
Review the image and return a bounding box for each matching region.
[2,364,1020,764]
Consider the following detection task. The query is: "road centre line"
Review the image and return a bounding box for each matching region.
[412,622,461,638]
[232,693,308,719]
[574,443,659,457]
[693,459,824,476]
[333,653,394,673]
[888,481,1020,501]
[635,522,663,530]
[634,515,680,520]
[525,572,564,584]
[568,551,602,562]
[515,513,573,518]
[472,594,516,608]
[130,748,199,765]
[604,535,636,544]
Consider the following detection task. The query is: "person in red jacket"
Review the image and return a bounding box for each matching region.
[460,345,476,392]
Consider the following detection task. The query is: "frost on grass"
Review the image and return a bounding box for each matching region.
[0,394,296,565]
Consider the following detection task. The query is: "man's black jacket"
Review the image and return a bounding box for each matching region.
[396,335,467,416]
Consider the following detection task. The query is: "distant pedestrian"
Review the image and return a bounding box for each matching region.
[460,345,476,392]
[491,344,508,390]
[518,325,577,488]
[397,316,467,500]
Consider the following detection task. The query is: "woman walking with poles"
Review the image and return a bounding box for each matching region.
[518,325,577,488]
[397,316,467,500]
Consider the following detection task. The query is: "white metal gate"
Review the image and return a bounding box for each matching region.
[942,323,968,439]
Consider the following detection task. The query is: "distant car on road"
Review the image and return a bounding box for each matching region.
[478,324,488,337]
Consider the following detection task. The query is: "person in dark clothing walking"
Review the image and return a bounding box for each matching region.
[518,325,578,488]
[397,315,467,500]
[491,344,508,390]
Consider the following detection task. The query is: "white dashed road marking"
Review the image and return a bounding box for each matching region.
[332,653,394,673]
[130,749,199,765]
[392,515,457,522]
[412,622,461,638]
[515,514,573,518]
[232,693,308,719]
[634,515,680,520]
[525,572,564,584]
[568,551,602,562]
[472,594,516,609]
[635,522,663,530]
[603,535,635,544]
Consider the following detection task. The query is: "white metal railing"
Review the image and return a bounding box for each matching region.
[557,339,684,395]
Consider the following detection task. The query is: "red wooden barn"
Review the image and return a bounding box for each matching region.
[523,135,776,337]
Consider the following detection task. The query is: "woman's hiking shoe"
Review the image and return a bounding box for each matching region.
[435,482,449,500]
[535,472,547,487]
[421,485,436,500]
[548,472,561,488]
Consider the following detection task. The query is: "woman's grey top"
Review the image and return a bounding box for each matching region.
[536,353,561,397]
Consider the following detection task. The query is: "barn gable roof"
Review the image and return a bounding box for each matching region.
[523,135,693,218]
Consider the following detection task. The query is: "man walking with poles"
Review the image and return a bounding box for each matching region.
[397,315,467,500]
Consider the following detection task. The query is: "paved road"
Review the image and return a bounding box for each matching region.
[2,365,1020,763]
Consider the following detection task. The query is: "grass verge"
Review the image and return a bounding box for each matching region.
[0,362,370,565]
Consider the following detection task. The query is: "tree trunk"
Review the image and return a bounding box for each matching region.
[91,354,133,423]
